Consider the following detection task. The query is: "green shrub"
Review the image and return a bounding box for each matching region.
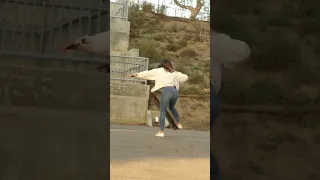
[137,41,162,64]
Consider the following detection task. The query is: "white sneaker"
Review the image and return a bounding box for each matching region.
[155,132,164,137]
[177,124,183,129]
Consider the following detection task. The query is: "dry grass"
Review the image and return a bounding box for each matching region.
[128,8,210,130]
[176,97,210,131]
[129,10,210,96]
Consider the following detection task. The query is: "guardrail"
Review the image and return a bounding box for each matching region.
[110,55,148,84]
[0,0,107,56]
[110,0,128,21]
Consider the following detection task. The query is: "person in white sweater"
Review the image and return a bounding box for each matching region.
[211,31,251,180]
[62,31,110,72]
[130,59,188,137]
[62,31,109,55]
[211,31,251,93]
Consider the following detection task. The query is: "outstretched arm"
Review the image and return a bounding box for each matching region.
[130,69,158,80]
[62,31,109,55]
[174,71,188,83]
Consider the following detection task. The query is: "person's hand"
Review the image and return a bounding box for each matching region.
[60,37,86,52]
[60,42,80,52]
[129,74,137,78]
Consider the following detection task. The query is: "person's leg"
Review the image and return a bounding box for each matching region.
[211,85,220,179]
[158,88,171,135]
[168,89,182,127]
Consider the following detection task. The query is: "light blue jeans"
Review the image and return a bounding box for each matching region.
[159,87,180,131]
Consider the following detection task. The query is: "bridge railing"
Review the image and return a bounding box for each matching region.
[0,0,107,57]
[110,0,128,21]
[110,55,148,84]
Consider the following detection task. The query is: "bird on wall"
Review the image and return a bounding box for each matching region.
[62,31,110,73]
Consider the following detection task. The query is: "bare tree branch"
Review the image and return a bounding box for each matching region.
[173,0,193,11]
[173,0,204,20]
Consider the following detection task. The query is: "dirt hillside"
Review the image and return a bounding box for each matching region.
[128,8,210,130]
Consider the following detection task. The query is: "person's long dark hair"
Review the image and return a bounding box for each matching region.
[158,59,174,73]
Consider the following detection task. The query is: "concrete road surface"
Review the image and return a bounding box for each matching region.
[110,124,210,180]
[0,106,209,180]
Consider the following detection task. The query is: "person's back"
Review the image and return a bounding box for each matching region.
[134,67,188,92]
[153,68,187,91]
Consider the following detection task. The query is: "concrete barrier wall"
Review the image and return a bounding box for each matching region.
[110,19,130,52]
[0,54,102,72]
[0,65,109,113]
[110,82,149,124]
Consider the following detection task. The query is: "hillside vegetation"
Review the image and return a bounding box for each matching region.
[128,5,210,95]
[127,5,210,130]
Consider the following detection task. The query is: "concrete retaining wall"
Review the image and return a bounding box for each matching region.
[0,65,109,113]
[0,53,105,72]
[110,18,130,52]
[110,82,149,124]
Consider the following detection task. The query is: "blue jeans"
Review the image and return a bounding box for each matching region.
[211,84,220,179]
[159,87,180,131]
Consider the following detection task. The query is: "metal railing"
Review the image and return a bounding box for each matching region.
[0,0,148,85]
[110,0,128,21]
[0,51,108,73]
[110,55,148,84]
[0,0,108,57]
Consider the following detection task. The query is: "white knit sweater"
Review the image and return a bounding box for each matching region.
[75,31,109,55]
[135,68,188,92]
[211,31,251,92]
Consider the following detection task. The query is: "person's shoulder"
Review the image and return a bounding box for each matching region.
[155,67,165,72]
[149,67,163,74]
[173,70,185,76]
